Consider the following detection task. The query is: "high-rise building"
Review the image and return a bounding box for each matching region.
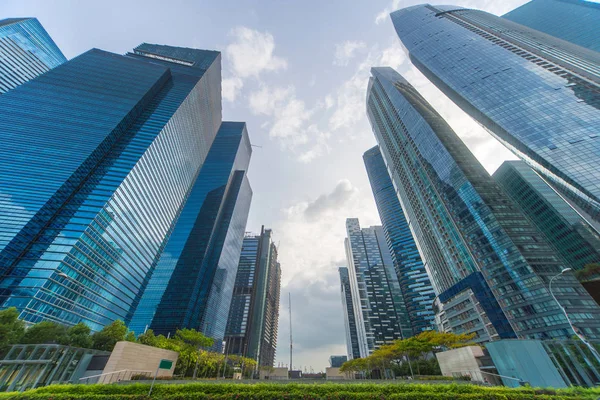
[224,228,281,367]
[338,267,361,360]
[366,66,600,342]
[329,355,348,368]
[493,161,600,291]
[129,122,252,345]
[344,219,409,357]
[363,145,436,336]
[0,18,66,93]
[503,0,600,52]
[390,5,600,227]
[0,43,224,331]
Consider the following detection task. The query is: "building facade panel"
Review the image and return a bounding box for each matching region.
[503,0,600,52]
[494,161,600,284]
[338,267,361,360]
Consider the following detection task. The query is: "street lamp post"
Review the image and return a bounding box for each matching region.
[549,268,600,362]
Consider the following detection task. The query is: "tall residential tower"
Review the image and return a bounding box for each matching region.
[390,5,600,227]
[224,228,281,367]
[366,66,600,342]
[364,146,436,336]
[344,219,410,357]
[338,267,361,360]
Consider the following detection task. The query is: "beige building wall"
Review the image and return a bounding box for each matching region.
[436,346,485,382]
[259,367,288,380]
[326,367,353,380]
[103,341,178,379]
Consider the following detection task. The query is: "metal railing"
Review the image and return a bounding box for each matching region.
[79,369,152,384]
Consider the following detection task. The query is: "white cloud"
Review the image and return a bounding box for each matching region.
[221,77,243,102]
[222,26,287,102]
[375,0,400,24]
[329,41,407,133]
[226,27,287,78]
[248,84,332,155]
[333,40,366,66]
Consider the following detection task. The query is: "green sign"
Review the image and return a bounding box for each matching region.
[159,359,173,370]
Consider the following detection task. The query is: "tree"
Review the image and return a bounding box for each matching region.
[173,329,214,378]
[21,321,68,345]
[0,307,25,353]
[91,320,127,351]
[124,331,136,342]
[137,329,158,347]
[66,322,93,348]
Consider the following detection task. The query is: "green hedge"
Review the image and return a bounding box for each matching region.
[0,382,598,400]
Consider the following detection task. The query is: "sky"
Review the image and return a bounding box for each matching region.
[3,0,529,371]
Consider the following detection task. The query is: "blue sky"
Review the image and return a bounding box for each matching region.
[3,0,528,371]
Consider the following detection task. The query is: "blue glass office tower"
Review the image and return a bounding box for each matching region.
[0,43,223,331]
[366,67,600,342]
[0,18,66,93]
[224,228,281,367]
[503,0,600,52]
[338,267,361,359]
[363,146,436,336]
[390,5,600,227]
[344,219,409,356]
[494,161,600,283]
[129,122,252,343]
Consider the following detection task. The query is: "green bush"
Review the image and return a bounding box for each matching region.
[0,382,598,399]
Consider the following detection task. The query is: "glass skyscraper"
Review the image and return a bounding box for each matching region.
[366,66,600,342]
[338,267,360,360]
[0,43,224,331]
[390,5,600,227]
[494,161,600,284]
[224,227,281,367]
[344,219,409,356]
[129,122,252,344]
[503,0,600,52]
[364,146,436,336]
[0,18,66,94]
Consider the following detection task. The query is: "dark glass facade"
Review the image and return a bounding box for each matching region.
[503,0,600,52]
[363,145,436,336]
[366,66,600,341]
[0,18,66,93]
[494,161,600,283]
[391,5,600,226]
[0,43,223,331]
[344,219,408,356]
[224,228,281,367]
[338,267,361,360]
[129,122,252,345]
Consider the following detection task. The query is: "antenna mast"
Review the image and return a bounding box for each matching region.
[289,292,293,371]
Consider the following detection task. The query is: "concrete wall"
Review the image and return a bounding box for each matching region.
[103,341,178,379]
[436,346,485,382]
[326,367,353,380]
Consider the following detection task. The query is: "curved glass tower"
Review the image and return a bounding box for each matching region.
[366,66,600,342]
[390,5,600,226]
